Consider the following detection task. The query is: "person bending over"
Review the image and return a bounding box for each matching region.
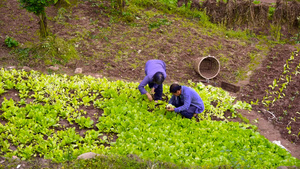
[138,60,167,101]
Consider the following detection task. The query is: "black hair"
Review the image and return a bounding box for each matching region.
[153,72,164,85]
[170,84,181,93]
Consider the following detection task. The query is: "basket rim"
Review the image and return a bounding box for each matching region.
[194,56,220,79]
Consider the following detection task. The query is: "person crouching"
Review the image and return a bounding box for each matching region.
[166,83,204,120]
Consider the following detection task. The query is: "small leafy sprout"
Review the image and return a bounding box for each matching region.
[5,36,19,48]
[283,110,288,116]
[253,118,258,123]
[290,96,295,102]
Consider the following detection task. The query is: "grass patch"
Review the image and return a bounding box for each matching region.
[12,34,79,66]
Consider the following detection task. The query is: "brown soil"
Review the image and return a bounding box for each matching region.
[0,0,300,166]
[237,44,300,159]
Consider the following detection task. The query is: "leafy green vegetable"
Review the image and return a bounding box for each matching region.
[75,116,94,129]
[0,68,299,167]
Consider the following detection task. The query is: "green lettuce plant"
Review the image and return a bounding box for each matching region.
[75,116,94,129]
[0,68,299,167]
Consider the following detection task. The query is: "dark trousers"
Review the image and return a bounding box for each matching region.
[148,82,163,100]
[170,96,197,119]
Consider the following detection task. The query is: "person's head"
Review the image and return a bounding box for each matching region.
[170,83,181,96]
[153,72,164,85]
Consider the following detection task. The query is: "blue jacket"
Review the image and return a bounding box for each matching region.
[169,86,205,114]
[138,60,167,94]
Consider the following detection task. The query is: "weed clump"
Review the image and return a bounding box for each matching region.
[5,36,19,48]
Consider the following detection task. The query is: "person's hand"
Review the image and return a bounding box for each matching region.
[146,93,153,101]
[150,88,155,95]
[166,107,174,111]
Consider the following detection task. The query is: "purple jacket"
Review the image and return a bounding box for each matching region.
[169,86,205,114]
[138,60,167,94]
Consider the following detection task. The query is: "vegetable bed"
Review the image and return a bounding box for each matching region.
[0,69,299,168]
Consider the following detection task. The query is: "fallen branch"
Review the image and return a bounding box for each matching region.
[261,109,283,123]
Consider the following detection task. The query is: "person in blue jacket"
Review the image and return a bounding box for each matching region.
[166,83,204,120]
[138,60,167,101]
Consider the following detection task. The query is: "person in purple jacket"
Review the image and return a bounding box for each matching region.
[138,60,167,101]
[166,83,204,120]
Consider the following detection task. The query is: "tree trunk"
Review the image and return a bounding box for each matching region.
[39,12,48,38]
